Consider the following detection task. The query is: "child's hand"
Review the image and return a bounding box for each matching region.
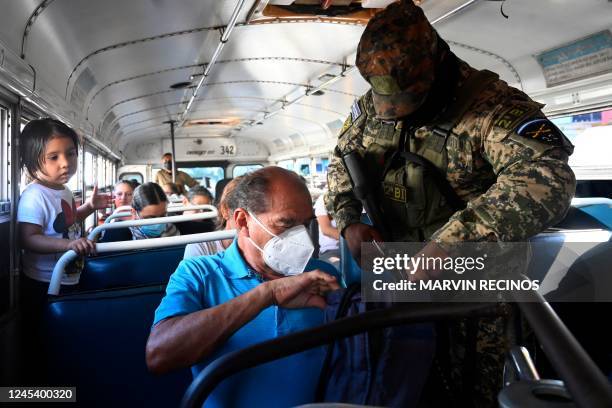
[67,238,96,256]
[87,184,112,210]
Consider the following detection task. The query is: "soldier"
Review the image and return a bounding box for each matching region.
[154,152,198,195]
[325,1,575,406]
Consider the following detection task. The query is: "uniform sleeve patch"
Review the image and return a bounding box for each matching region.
[350,99,362,122]
[516,119,564,146]
[339,116,352,136]
[494,106,531,130]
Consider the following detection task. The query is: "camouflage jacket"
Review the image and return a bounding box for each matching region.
[325,60,576,243]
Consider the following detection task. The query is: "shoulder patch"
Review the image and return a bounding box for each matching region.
[494,105,533,131]
[516,119,564,146]
[339,115,352,136]
[350,99,362,122]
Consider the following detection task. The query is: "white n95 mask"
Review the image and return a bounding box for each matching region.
[247,210,314,276]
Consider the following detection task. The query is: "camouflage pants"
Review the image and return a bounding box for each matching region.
[436,312,510,408]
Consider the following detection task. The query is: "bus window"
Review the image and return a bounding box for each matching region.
[83,151,96,231]
[0,105,9,205]
[554,109,612,198]
[178,166,224,193]
[0,104,9,316]
[277,160,295,171]
[119,172,143,185]
[233,164,262,178]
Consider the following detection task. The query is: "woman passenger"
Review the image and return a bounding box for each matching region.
[130,182,180,239]
[113,180,134,210]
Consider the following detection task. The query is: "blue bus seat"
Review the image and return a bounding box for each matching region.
[339,237,362,286]
[338,214,371,286]
[43,285,190,407]
[306,258,345,287]
[79,245,186,291]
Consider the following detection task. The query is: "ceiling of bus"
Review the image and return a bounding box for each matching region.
[0,0,610,163]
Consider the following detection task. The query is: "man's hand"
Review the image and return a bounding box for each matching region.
[264,271,340,309]
[343,222,384,262]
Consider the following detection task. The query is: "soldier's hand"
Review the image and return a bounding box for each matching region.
[343,223,384,263]
[407,241,449,282]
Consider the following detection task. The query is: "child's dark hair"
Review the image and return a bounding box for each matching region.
[19,118,80,179]
[188,186,213,202]
[132,182,167,212]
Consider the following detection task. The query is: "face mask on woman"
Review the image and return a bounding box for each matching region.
[247,210,314,276]
[137,223,166,238]
[130,213,167,239]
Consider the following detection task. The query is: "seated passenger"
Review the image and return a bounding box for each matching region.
[162,182,186,204]
[110,180,134,218]
[146,167,339,406]
[183,177,242,259]
[314,190,340,267]
[183,186,214,213]
[173,186,217,235]
[129,182,180,239]
[113,180,134,209]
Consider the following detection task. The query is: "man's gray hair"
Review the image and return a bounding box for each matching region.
[228,167,307,215]
[228,171,270,214]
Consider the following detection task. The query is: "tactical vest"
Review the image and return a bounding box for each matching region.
[362,69,499,242]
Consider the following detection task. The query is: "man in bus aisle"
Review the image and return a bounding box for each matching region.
[154,152,198,195]
[325,1,575,406]
[146,167,340,406]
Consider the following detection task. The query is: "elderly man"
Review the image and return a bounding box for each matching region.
[154,152,198,195]
[146,167,339,407]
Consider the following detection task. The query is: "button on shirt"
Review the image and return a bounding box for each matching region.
[153,240,341,408]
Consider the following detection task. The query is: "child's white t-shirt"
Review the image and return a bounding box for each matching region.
[17,183,81,284]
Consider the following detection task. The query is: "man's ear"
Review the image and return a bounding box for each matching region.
[130,208,138,220]
[233,208,249,233]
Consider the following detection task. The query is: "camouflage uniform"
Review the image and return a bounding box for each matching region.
[325,1,576,407]
[326,70,575,243]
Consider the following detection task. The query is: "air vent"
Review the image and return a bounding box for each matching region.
[110,123,121,137]
[71,67,97,107]
[273,138,285,149]
[101,111,116,133]
[185,118,240,127]
[170,81,192,89]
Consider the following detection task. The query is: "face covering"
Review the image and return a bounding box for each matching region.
[130,213,167,239]
[138,223,166,238]
[247,210,314,276]
[163,161,172,170]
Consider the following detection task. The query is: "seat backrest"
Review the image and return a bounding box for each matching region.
[43,285,191,407]
[306,258,344,286]
[309,217,320,259]
[80,245,186,290]
[176,220,216,235]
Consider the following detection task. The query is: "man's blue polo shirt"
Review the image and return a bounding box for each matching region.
[153,239,341,408]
